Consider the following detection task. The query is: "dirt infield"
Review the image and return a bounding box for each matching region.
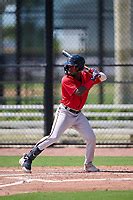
[0,147,133,196]
[0,166,133,196]
[0,147,133,156]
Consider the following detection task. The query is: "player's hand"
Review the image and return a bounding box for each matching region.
[91,69,101,80]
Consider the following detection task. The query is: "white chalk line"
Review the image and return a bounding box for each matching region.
[29,177,133,183]
[1,169,133,189]
[0,173,29,177]
[1,177,133,189]
[0,181,25,188]
[11,177,133,183]
[0,171,98,177]
[1,170,133,178]
[0,169,21,172]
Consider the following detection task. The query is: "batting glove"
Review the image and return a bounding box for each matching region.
[91,68,101,80]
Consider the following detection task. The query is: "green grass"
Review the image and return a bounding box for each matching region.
[0,190,133,200]
[0,156,132,167]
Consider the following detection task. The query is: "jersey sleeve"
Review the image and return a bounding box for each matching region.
[62,76,77,96]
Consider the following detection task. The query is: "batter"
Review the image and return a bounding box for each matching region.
[19,52,107,173]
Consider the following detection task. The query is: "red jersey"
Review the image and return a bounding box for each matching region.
[60,68,101,110]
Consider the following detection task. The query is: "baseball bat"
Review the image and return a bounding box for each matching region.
[62,50,72,58]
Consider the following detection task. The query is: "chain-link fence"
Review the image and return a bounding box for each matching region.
[0,0,133,147]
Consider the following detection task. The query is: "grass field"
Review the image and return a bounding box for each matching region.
[0,190,133,200]
[0,156,133,167]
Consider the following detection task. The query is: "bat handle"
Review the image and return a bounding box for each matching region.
[62,50,72,58]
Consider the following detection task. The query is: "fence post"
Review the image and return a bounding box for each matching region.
[114,0,132,103]
[16,0,22,104]
[98,0,104,104]
[44,0,54,136]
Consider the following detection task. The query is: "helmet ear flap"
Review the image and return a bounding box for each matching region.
[64,64,70,75]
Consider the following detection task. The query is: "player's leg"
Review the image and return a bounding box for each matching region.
[19,146,42,173]
[74,113,99,172]
[35,108,72,150]
[19,107,73,172]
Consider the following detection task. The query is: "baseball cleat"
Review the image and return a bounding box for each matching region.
[84,162,100,172]
[19,154,32,173]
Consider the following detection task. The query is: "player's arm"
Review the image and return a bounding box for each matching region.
[75,86,87,96]
[98,72,107,82]
[74,67,94,96]
[75,70,107,96]
[84,66,107,82]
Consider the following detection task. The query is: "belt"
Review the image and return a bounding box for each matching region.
[64,105,81,114]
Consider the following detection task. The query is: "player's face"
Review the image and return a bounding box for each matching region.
[69,66,79,75]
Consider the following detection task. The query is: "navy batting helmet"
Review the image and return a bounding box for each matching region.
[64,55,85,75]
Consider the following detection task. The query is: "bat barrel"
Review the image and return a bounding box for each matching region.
[62,50,72,58]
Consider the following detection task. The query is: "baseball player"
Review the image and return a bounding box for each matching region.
[19,51,107,173]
